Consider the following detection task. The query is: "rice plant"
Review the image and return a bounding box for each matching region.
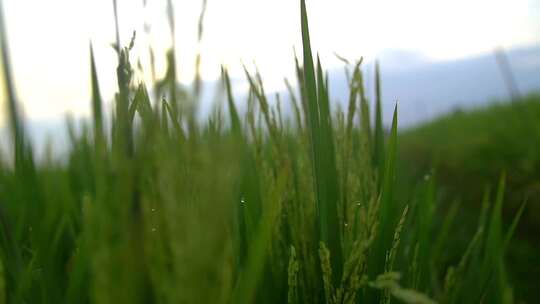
[0,0,523,303]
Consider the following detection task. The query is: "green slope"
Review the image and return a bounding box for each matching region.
[398,93,540,301]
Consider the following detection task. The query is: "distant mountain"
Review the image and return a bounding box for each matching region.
[328,45,540,127]
[372,49,430,71]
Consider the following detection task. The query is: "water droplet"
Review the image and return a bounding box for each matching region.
[151,208,156,212]
[344,223,349,227]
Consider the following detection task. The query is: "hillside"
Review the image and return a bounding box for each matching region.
[398,93,540,299]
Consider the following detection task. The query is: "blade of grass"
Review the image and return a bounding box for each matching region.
[222,67,241,135]
[193,0,208,99]
[112,0,121,52]
[316,56,343,283]
[0,0,24,166]
[300,0,342,286]
[285,78,303,133]
[90,44,104,142]
[373,61,385,184]
[368,104,398,300]
[502,200,526,252]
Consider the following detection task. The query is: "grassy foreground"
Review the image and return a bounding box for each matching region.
[0,0,523,303]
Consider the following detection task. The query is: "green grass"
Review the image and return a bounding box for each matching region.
[0,0,524,303]
[398,94,540,302]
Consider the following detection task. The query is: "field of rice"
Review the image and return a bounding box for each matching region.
[0,0,525,303]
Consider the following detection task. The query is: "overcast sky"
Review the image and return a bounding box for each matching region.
[1,0,539,125]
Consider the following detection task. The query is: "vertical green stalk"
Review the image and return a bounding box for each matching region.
[368,105,398,301]
[222,67,241,135]
[341,61,361,228]
[111,0,133,156]
[284,78,303,133]
[293,51,308,128]
[112,0,121,50]
[300,0,342,285]
[373,61,385,184]
[116,46,133,157]
[165,0,180,118]
[90,44,104,142]
[0,0,24,166]
[194,0,208,99]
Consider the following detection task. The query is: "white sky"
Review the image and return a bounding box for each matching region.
[1,0,539,125]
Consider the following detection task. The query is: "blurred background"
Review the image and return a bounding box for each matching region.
[0,0,539,145]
